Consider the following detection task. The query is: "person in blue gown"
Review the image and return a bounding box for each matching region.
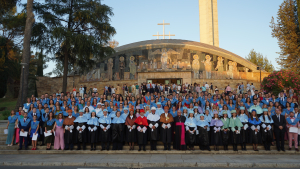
[248,109,262,151]
[111,111,125,150]
[6,110,18,146]
[29,115,39,150]
[197,114,210,151]
[184,111,197,150]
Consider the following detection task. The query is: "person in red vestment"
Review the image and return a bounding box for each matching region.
[134,110,149,151]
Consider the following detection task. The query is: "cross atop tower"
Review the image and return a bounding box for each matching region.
[153,20,175,39]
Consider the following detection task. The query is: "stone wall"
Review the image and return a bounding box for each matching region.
[37,72,269,97]
[36,76,137,96]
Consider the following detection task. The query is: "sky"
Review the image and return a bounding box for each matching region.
[20,0,283,75]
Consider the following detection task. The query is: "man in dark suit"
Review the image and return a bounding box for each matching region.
[272,108,286,151]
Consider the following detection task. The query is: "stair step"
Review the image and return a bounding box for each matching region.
[0,144,292,150]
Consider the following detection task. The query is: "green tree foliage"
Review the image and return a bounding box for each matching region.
[33,0,116,93]
[270,0,300,73]
[245,49,275,73]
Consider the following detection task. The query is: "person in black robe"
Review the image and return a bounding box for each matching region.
[160,107,174,150]
[147,107,160,150]
[111,111,125,150]
[125,109,137,150]
[173,110,186,150]
[135,110,149,151]
[142,83,147,95]
[74,110,88,150]
[87,111,99,151]
[63,110,76,150]
[99,109,112,151]
[197,114,211,151]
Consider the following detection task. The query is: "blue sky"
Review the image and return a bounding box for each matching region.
[21,0,283,74]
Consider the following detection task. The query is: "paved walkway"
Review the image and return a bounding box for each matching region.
[1,154,300,168]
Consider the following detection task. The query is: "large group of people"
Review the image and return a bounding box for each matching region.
[5,82,300,152]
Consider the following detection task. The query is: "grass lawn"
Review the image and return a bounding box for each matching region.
[0,98,17,120]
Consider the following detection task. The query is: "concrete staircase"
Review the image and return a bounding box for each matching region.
[0,121,299,154]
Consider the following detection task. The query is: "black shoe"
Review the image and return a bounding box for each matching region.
[143,148,146,151]
[25,148,28,150]
[168,148,171,151]
[163,148,167,151]
[277,149,280,152]
[90,148,93,151]
[281,149,285,152]
[138,148,141,151]
[76,148,81,150]
[70,148,73,151]
[18,148,22,150]
[101,148,105,151]
[64,148,69,150]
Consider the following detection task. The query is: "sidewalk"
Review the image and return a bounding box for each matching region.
[1,154,300,168]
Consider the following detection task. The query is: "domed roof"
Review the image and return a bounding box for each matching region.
[114,39,259,72]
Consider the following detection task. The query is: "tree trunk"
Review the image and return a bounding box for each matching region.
[15,0,35,111]
[62,46,68,93]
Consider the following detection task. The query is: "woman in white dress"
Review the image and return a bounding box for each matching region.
[111,86,115,94]
[250,83,255,96]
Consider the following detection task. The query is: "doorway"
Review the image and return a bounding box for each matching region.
[147,78,182,85]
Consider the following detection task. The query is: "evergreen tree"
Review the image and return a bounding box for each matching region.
[270,0,300,73]
[34,0,116,93]
[245,49,275,73]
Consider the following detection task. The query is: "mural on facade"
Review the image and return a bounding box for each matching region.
[80,47,251,82]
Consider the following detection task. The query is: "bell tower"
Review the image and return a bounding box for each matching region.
[199,0,219,47]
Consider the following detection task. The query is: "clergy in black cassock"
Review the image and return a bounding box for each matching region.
[173,110,186,150]
[147,107,160,150]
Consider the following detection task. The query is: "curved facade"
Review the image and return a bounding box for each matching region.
[81,39,261,84]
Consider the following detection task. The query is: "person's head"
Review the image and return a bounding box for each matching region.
[57,113,63,119]
[213,113,218,119]
[129,109,134,116]
[103,110,108,116]
[151,107,156,114]
[177,110,182,116]
[188,112,194,118]
[10,110,15,116]
[33,115,37,121]
[290,111,295,117]
[231,110,237,117]
[275,108,281,115]
[116,111,121,117]
[200,114,205,120]
[164,107,169,113]
[23,112,28,118]
[91,111,96,117]
[294,107,299,113]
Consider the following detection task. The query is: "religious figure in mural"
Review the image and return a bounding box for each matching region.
[215,56,224,72]
[192,55,200,79]
[129,56,137,79]
[227,61,233,79]
[202,55,212,79]
[161,48,169,70]
[107,58,114,81]
[119,56,125,80]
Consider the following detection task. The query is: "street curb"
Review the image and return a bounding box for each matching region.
[1,162,300,168]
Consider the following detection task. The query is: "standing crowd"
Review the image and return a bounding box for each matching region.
[5,82,300,152]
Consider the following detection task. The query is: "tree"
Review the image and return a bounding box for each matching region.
[15,0,35,110]
[34,0,116,93]
[270,0,300,73]
[245,49,275,72]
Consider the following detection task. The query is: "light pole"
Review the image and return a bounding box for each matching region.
[20,63,27,106]
[257,64,262,91]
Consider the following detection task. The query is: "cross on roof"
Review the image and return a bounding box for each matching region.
[153,20,175,39]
